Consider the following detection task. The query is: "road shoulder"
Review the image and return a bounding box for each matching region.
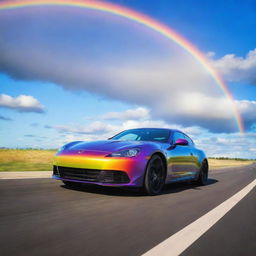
[0,171,52,179]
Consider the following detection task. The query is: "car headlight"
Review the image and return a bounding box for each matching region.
[107,148,140,157]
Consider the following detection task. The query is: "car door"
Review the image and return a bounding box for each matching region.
[166,131,195,181]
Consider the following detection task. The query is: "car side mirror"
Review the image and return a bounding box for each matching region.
[174,138,188,146]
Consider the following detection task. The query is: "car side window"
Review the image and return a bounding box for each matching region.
[184,135,194,146]
[172,132,184,144]
[118,133,139,141]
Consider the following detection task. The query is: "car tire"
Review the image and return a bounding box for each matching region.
[144,155,166,196]
[196,160,208,186]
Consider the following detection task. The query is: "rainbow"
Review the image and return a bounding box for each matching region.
[0,0,244,132]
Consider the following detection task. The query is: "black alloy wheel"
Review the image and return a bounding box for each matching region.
[144,155,166,195]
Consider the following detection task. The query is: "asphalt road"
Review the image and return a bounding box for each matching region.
[0,164,255,256]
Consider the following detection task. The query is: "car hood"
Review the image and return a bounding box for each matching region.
[64,140,153,153]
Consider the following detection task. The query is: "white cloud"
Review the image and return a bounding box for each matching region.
[0,30,241,132]
[0,13,254,132]
[211,48,256,84]
[206,51,216,58]
[1,48,241,131]
[169,92,234,119]
[195,132,256,159]
[54,121,114,135]
[51,106,211,144]
[101,107,149,120]
[236,100,256,129]
[0,94,44,113]
[50,114,256,159]
[53,98,256,143]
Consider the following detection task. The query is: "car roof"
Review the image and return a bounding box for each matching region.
[125,127,183,133]
[120,128,194,144]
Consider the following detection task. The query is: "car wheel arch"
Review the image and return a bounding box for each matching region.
[195,157,209,185]
[143,152,167,195]
[202,158,208,168]
[197,158,208,176]
[148,152,168,179]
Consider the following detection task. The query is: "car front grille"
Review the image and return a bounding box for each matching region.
[53,166,130,184]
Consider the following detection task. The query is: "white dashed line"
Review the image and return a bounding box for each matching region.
[142,179,256,256]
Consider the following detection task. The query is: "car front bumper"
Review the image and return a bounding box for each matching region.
[52,153,148,187]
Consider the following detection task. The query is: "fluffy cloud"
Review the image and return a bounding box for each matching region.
[0,94,44,113]
[50,112,256,158]
[0,11,254,132]
[54,121,114,135]
[1,48,255,130]
[195,132,256,159]
[211,48,256,84]
[101,107,149,120]
[236,100,256,129]
[52,108,206,138]
[51,106,213,145]
[0,46,242,131]
[51,120,194,147]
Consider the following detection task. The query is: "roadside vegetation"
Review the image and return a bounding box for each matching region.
[0,149,254,172]
[208,157,255,169]
[0,149,56,172]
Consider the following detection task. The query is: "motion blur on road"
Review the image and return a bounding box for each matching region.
[0,164,255,256]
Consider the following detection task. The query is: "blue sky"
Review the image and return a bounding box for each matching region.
[0,0,255,158]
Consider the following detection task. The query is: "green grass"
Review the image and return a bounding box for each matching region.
[0,162,53,172]
[0,149,56,172]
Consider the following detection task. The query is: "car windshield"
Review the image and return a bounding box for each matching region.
[110,128,170,143]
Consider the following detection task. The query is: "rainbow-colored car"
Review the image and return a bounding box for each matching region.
[52,128,208,195]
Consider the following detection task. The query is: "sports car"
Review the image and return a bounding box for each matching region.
[52,128,208,195]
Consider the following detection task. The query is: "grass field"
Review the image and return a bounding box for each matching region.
[208,159,255,169]
[0,149,254,172]
[0,149,56,172]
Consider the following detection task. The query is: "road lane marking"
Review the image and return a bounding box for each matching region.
[142,179,256,256]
